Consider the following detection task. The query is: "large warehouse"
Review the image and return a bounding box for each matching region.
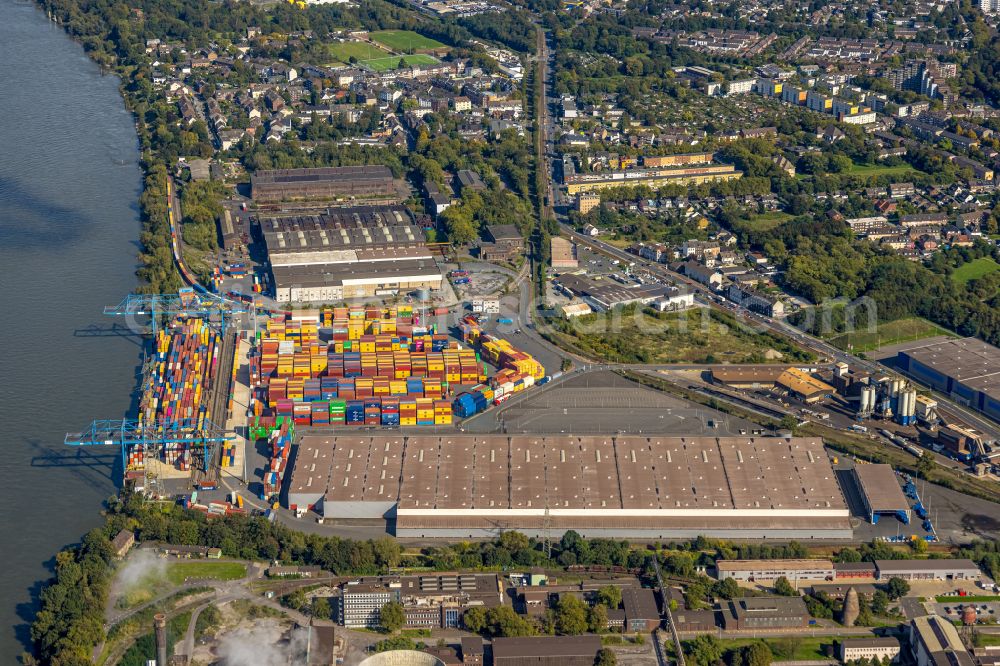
[285,434,853,539]
[259,205,443,303]
[251,165,400,203]
[851,464,910,524]
[897,338,1000,421]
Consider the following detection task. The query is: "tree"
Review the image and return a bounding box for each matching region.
[686,634,723,666]
[915,453,935,479]
[555,595,589,635]
[597,585,623,609]
[885,577,910,600]
[380,601,405,633]
[713,578,741,600]
[588,604,608,633]
[463,606,487,633]
[743,641,773,666]
[596,647,617,666]
[373,536,402,569]
[312,597,332,620]
[773,577,797,596]
[871,590,890,616]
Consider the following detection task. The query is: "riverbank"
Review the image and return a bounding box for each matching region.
[0,1,145,657]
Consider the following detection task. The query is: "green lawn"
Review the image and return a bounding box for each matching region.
[166,561,247,585]
[362,54,439,71]
[828,317,954,353]
[327,40,390,64]
[936,595,1000,603]
[710,636,856,661]
[847,163,920,177]
[741,211,794,231]
[951,257,1000,285]
[369,30,446,52]
[975,634,1000,647]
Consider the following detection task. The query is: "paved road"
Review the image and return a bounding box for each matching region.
[900,596,927,619]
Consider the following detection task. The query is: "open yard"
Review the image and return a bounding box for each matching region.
[547,305,814,364]
[708,636,857,661]
[828,317,954,353]
[952,257,1000,285]
[369,30,446,52]
[167,561,247,585]
[847,162,921,178]
[741,211,794,231]
[326,40,390,65]
[363,54,439,71]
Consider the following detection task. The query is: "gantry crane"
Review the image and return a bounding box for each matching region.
[103,286,252,335]
[64,418,233,494]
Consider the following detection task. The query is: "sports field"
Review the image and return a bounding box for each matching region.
[363,54,439,71]
[370,30,446,52]
[327,40,390,64]
[951,257,1000,285]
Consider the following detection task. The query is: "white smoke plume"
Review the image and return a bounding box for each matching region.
[117,549,168,590]
[215,619,310,665]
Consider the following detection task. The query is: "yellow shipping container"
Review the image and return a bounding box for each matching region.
[435,415,453,425]
[401,417,417,426]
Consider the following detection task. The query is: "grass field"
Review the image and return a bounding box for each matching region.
[548,305,812,364]
[936,595,1000,603]
[847,163,920,177]
[369,30,446,52]
[167,561,247,585]
[363,54,439,71]
[952,257,1000,285]
[828,317,954,352]
[741,211,794,231]
[326,40,390,64]
[706,636,855,661]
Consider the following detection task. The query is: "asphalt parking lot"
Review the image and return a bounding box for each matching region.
[832,456,1000,545]
[472,370,759,435]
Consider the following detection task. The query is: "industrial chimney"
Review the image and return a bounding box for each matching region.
[154,613,168,666]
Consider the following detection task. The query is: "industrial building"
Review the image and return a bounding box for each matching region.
[622,587,661,631]
[564,164,742,195]
[492,636,602,666]
[710,367,834,403]
[334,574,503,629]
[839,637,900,663]
[897,338,1000,422]
[851,464,911,524]
[550,236,579,269]
[874,559,981,581]
[251,165,399,203]
[720,596,810,630]
[258,205,442,303]
[909,615,975,666]
[715,559,835,582]
[554,274,692,312]
[286,434,853,539]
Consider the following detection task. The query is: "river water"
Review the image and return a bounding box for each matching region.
[0,1,142,656]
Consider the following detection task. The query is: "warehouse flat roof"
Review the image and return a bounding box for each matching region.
[296,435,848,521]
[252,165,394,185]
[716,559,834,571]
[903,337,1000,384]
[288,437,334,499]
[874,559,981,573]
[271,258,442,289]
[493,636,602,659]
[264,226,424,254]
[853,464,909,513]
[711,367,785,384]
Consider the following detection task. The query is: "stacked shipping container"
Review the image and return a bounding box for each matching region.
[138,319,222,471]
